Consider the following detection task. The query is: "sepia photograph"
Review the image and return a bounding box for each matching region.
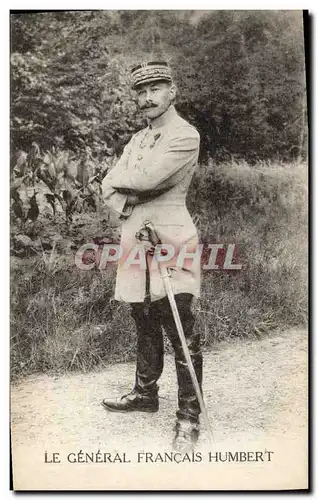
[10,10,308,491]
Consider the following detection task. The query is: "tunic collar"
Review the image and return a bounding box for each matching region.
[148,105,177,130]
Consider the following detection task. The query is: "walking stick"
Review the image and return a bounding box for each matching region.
[135,221,214,443]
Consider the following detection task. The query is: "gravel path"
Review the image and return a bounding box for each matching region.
[11,328,308,491]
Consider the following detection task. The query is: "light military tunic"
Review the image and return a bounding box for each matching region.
[102,105,201,303]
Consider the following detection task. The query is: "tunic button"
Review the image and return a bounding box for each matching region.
[137,155,143,161]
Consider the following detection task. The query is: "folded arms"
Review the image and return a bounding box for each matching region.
[102,127,200,217]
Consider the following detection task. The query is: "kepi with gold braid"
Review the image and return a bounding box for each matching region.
[131,61,173,89]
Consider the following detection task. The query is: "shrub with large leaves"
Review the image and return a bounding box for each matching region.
[10,142,109,230]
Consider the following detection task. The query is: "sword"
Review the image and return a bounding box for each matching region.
[135,220,214,443]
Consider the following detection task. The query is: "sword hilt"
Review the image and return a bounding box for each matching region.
[143,220,161,246]
[135,220,161,246]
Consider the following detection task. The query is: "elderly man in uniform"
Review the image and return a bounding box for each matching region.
[101,62,203,451]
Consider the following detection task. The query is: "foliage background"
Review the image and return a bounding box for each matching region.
[10,11,308,379]
[11,10,306,162]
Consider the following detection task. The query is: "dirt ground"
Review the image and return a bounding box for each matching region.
[10,327,308,490]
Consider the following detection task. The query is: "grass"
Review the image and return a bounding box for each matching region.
[10,160,308,380]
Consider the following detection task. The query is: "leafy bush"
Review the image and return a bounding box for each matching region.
[11,11,306,162]
[10,142,111,227]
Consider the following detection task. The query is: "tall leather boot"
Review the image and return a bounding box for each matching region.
[102,301,163,413]
[131,301,164,398]
[160,293,203,450]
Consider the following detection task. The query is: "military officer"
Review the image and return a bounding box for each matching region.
[101,61,203,451]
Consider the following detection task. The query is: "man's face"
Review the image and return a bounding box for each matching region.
[135,81,176,120]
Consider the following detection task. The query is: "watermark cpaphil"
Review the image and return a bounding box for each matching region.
[74,241,243,272]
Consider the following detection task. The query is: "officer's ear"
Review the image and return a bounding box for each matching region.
[169,83,177,102]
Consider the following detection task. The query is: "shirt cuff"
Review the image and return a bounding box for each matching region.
[119,201,133,219]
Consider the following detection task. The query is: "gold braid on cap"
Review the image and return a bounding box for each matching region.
[131,61,172,89]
